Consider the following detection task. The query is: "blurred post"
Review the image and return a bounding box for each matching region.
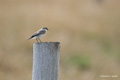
[32,42,60,80]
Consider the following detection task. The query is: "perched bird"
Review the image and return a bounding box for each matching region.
[28,27,48,43]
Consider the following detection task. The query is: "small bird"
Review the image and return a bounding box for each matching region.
[28,27,48,43]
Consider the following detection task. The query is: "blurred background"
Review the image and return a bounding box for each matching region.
[0,0,120,80]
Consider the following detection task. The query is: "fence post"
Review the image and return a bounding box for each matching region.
[32,42,60,80]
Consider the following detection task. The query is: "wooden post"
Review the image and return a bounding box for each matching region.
[32,42,60,80]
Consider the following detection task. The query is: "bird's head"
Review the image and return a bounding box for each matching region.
[42,27,48,30]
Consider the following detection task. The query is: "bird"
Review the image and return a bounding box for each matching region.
[28,27,48,43]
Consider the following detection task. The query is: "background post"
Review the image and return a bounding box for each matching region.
[32,42,60,80]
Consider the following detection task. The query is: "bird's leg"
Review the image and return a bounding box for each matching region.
[38,38,42,42]
[36,38,39,43]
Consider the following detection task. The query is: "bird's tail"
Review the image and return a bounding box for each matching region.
[27,35,34,40]
[27,37,32,40]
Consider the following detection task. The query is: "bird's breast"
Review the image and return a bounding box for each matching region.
[38,33,46,38]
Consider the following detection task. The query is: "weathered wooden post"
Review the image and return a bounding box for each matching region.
[32,42,60,80]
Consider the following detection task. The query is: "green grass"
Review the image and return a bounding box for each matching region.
[67,55,92,70]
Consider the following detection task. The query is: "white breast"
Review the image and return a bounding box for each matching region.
[38,30,47,38]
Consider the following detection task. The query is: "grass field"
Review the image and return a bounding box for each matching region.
[0,0,120,80]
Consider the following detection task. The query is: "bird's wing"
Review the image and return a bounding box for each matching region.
[36,29,46,36]
[28,30,46,40]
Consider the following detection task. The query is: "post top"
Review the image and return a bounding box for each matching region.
[33,42,60,46]
[34,42,60,44]
[33,42,60,49]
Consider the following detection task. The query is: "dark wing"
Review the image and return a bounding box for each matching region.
[37,30,46,35]
[28,30,46,40]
